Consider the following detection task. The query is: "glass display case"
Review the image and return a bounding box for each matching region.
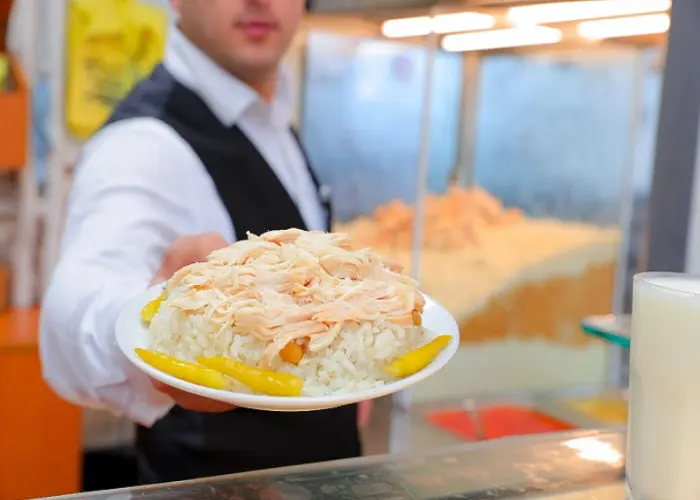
[52,429,625,500]
[299,3,664,401]
[34,0,666,483]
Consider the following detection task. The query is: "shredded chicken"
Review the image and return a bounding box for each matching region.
[344,185,525,250]
[162,229,425,367]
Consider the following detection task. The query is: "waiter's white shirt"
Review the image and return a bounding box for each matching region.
[39,27,325,426]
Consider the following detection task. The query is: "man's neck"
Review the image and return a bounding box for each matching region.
[236,70,278,103]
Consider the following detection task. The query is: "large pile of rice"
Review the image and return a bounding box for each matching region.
[149,229,426,396]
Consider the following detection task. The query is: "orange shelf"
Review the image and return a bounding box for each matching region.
[0,307,40,351]
[0,54,28,170]
[0,308,82,499]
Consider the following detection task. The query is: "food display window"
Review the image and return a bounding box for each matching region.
[299,3,664,404]
[28,1,672,486]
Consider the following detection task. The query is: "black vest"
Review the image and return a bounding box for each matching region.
[104,65,361,484]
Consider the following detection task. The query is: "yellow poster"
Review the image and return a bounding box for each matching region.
[65,0,167,140]
[0,54,8,89]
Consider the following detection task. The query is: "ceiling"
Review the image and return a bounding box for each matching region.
[309,0,603,13]
[308,0,668,49]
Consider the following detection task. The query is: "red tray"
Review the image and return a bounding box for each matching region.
[426,404,575,441]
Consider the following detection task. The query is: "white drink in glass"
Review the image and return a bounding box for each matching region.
[628,272,700,500]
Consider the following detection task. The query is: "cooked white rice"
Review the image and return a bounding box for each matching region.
[149,301,427,396]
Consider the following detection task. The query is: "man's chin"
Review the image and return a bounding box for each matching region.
[233,53,282,74]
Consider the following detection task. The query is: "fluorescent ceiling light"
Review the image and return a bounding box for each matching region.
[442,26,563,52]
[381,12,495,38]
[578,13,670,39]
[382,16,432,38]
[507,0,671,25]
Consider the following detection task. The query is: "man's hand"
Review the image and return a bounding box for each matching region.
[151,379,236,413]
[358,400,372,429]
[152,232,229,285]
[151,232,235,413]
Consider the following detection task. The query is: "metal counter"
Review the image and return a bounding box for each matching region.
[50,429,625,500]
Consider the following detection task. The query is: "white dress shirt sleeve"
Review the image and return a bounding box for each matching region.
[40,118,206,427]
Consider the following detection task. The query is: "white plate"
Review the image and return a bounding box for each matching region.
[116,284,459,412]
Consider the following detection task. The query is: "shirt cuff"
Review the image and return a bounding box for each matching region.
[98,382,175,427]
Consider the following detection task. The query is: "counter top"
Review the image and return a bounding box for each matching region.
[51,429,625,500]
[0,306,81,499]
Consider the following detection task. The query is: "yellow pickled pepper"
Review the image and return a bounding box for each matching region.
[141,291,166,325]
[135,349,230,390]
[198,357,303,397]
[385,335,452,378]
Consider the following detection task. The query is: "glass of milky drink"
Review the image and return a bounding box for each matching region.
[628,272,700,500]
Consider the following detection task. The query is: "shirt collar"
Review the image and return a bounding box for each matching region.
[163,26,295,128]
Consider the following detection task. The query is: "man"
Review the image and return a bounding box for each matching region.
[40,0,364,485]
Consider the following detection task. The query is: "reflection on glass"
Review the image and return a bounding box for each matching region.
[454,50,639,350]
[301,32,463,222]
[564,437,624,466]
[474,52,636,224]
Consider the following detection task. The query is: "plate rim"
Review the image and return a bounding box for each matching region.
[116,284,459,410]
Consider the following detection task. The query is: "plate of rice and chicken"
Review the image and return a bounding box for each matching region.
[116,229,459,411]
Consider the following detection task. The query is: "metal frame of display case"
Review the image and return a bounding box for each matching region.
[649,0,700,275]
[600,0,700,387]
[5,0,41,309]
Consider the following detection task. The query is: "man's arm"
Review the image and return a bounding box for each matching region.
[39,119,206,426]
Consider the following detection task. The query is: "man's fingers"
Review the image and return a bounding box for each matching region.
[151,379,235,413]
[196,232,230,255]
[153,233,229,284]
[152,256,178,285]
[151,272,168,286]
[151,379,177,396]
[177,395,236,413]
[357,400,373,428]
